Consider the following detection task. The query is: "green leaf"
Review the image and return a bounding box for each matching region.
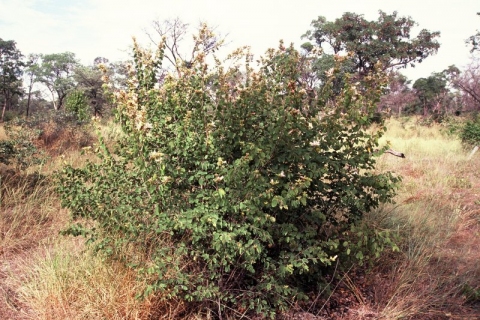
[272,198,278,208]
[218,188,226,198]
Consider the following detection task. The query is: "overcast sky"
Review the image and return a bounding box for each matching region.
[1,0,478,81]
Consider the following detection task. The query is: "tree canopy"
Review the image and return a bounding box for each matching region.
[467,12,480,52]
[35,52,79,110]
[302,11,440,76]
[0,38,24,121]
[413,73,447,115]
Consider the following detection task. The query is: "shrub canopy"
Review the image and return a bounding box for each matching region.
[58,27,399,317]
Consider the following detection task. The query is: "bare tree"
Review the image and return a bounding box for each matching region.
[145,18,226,76]
[453,57,480,112]
[378,72,417,116]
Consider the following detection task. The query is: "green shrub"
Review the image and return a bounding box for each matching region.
[2,117,47,170]
[462,283,480,303]
[460,114,480,147]
[0,140,15,165]
[65,90,90,122]
[58,30,400,317]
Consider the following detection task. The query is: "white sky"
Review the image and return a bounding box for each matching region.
[1,0,479,81]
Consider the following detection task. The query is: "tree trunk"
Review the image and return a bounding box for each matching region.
[25,76,35,118]
[26,92,31,117]
[1,100,6,122]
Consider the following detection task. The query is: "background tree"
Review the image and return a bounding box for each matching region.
[36,52,78,110]
[23,53,41,118]
[299,47,356,95]
[378,72,417,116]
[0,38,24,121]
[146,18,225,76]
[64,89,90,122]
[107,60,131,90]
[73,59,109,117]
[302,11,440,77]
[413,72,449,116]
[452,58,480,112]
[467,12,480,52]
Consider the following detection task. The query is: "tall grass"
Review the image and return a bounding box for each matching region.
[363,117,480,319]
[7,240,165,320]
[0,125,7,140]
[0,172,62,255]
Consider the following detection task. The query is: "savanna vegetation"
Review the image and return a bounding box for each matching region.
[1,10,479,320]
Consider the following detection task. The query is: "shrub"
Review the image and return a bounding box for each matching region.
[2,117,46,170]
[0,140,15,165]
[58,28,400,317]
[460,114,480,147]
[2,110,96,171]
[65,90,91,123]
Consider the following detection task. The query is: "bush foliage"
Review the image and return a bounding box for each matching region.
[65,89,91,123]
[2,117,46,170]
[58,27,399,317]
[460,114,480,147]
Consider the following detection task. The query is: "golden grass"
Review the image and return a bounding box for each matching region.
[0,125,7,140]
[5,240,163,320]
[359,118,480,319]
[0,170,69,319]
[0,172,64,256]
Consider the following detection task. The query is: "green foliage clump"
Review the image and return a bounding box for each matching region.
[58,30,400,317]
[302,11,440,76]
[0,140,15,165]
[460,114,480,147]
[65,90,90,122]
[2,117,46,170]
[462,283,480,303]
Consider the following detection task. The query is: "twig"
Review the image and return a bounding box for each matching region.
[385,149,405,158]
[467,145,478,160]
[307,258,339,313]
[315,263,355,317]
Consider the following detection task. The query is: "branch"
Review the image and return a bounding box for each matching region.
[385,149,405,158]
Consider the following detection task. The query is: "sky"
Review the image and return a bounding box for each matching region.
[1,0,479,82]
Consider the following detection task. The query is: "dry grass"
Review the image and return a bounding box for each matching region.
[0,125,7,140]
[350,117,480,319]
[35,120,95,157]
[3,240,165,320]
[0,171,64,256]
[0,169,68,319]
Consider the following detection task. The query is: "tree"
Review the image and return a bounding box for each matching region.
[0,38,24,121]
[106,60,131,90]
[59,25,399,317]
[146,18,225,76]
[452,59,480,112]
[302,11,440,77]
[413,73,448,116]
[65,89,90,121]
[299,47,357,95]
[23,53,41,118]
[467,12,480,52]
[378,72,417,116]
[73,60,109,117]
[36,52,78,110]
